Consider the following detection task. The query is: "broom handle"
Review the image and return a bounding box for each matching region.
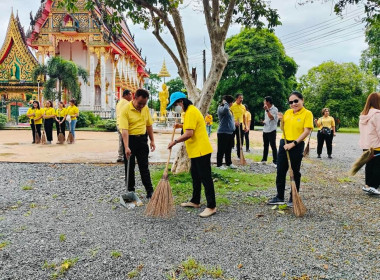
[281,120,294,174]
[164,123,177,175]
[238,124,243,151]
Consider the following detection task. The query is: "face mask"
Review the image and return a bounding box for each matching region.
[174,105,183,113]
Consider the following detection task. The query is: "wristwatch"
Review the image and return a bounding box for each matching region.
[293,140,298,146]
[174,139,178,144]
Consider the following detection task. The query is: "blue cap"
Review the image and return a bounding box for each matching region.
[166,92,187,110]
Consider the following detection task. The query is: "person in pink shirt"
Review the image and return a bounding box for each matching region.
[359,92,380,195]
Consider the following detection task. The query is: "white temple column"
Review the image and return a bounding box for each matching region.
[100,47,106,110]
[89,47,95,110]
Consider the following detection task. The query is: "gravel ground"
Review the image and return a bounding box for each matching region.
[1,133,380,280]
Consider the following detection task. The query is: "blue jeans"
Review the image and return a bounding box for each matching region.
[67,120,77,138]
[206,125,212,137]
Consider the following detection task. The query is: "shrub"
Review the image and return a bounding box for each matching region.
[0,113,7,129]
[18,114,29,123]
[104,119,117,131]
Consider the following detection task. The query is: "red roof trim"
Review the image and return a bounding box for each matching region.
[26,0,52,46]
[0,38,13,64]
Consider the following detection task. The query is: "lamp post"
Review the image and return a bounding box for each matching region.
[37,78,40,103]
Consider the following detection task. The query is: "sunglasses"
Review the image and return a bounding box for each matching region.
[288,99,299,105]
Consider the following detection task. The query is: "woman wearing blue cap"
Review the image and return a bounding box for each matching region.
[167,92,216,218]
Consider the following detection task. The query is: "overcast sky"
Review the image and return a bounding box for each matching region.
[1,0,367,87]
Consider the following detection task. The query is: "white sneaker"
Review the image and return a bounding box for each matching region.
[216,166,227,170]
[228,164,237,169]
[362,186,370,193]
[368,187,380,195]
[258,161,267,165]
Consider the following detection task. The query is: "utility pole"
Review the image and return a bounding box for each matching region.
[203,49,206,85]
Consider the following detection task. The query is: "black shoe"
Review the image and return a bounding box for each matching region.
[146,192,153,199]
[267,196,285,205]
[328,155,332,159]
[317,154,321,158]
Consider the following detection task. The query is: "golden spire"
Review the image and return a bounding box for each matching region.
[157,60,171,78]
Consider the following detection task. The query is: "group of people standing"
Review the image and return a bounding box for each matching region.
[26,99,79,144]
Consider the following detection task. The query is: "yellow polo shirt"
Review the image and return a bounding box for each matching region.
[26,108,43,125]
[317,116,335,129]
[66,105,79,120]
[230,102,246,124]
[282,107,313,141]
[183,105,213,158]
[205,115,213,125]
[119,102,153,135]
[243,111,252,130]
[116,98,128,126]
[56,108,67,118]
[44,108,56,118]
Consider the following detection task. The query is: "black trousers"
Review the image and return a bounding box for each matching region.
[276,139,305,200]
[217,133,233,166]
[30,121,41,143]
[262,130,278,163]
[317,131,333,155]
[365,150,380,189]
[244,130,250,151]
[44,119,54,141]
[190,153,216,208]
[56,118,66,137]
[233,124,244,158]
[122,134,153,194]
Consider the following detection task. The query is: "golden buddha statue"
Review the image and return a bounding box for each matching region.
[158,83,169,121]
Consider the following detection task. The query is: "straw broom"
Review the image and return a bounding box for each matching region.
[57,122,65,144]
[281,119,306,217]
[34,120,41,144]
[145,125,176,218]
[350,148,379,175]
[303,131,312,157]
[238,125,246,165]
[41,120,47,145]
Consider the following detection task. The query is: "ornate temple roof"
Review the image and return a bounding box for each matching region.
[0,11,38,84]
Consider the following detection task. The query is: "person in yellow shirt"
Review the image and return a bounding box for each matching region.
[55,101,67,142]
[43,100,56,144]
[167,92,216,218]
[119,89,156,199]
[116,89,132,162]
[66,99,79,142]
[268,91,313,206]
[230,94,246,158]
[314,108,336,159]
[204,112,213,137]
[26,101,43,144]
[243,105,252,152]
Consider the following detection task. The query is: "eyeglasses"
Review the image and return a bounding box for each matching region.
[288,99,299,105]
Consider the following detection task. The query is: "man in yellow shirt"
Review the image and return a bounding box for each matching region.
[116,89,132,162]
[230,94,246,158]
[204,112,213,137]
[167,92,216,218]
[243,105,252,152]
[119,89,156,199]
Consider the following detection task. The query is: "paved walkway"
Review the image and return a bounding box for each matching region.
[0,129,317,163]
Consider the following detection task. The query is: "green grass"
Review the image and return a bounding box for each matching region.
[244,153,273,163]
[151,166,275,205]
[21,185,33,191]
[59,234,66,242]
[337,127,359,133]
[111,251,122,258]
[0,241,10,250]
[76,127,108,132]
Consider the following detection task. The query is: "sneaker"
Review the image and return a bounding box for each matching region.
[116,158,124,163]
[199,208,216,218]
[216,165,227,170]
[228,164,237,169]
[317,154,321,158]
[269,162,277,167]
[328,155,332,159]
[180,202,201,208]
[258,161,267,165]
[246,149,251,152]
[287,200,293,208]
[267,196,285,205]
[368,187,380,195]
[362,186,370,193]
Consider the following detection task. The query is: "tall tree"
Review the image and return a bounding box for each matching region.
[215,28,297,122]
[61,0,281,173]
[32,56,88,103]
[166,77,186,94]
[360,19,380,79]
[298,61,378,126]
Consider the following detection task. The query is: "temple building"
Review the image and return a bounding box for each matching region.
[0,12,39,120]
[0,0,148,117]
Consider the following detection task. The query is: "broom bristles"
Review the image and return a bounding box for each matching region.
[35,132,41,144]
[240,149,246,165]
[303,142,310,157]
[67,132,74,144]
[41,132,47,144]
[58,133,65,144]
[291,181,307,217]
[350,148,374,176]
[145,176,175,218]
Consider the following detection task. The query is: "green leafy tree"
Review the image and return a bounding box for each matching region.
[215,28,297,122]
[360,20,380,79]
[32,56,88,103]
[61,0,281,172]
[166,77,186,94]
[298,61,379,127]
